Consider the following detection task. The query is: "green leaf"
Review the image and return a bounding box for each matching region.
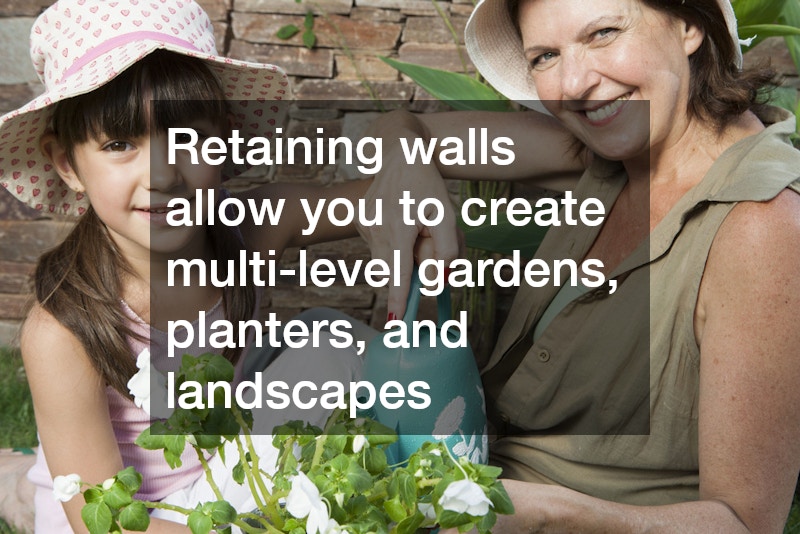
[232,461,245,485]
[383,496,407,523]
[476,510,497,533]
[732,0,788,27]
[380,56,512,112]
[119,502,150,531]
[208,501,238,524]
[165,433,187,462]
[83,488,104,504]
[205,354,235,383]
[204,406,241,437]
[135,425,167,450]
[488,482,515,515]
[779,0,800,72]
[395,511,425,534]
[81,502,113,534]
[738,23,800,49]
[363,447,388,475]
[102,485,132,510]
[304,11,315,30]
[115,466,142,494]
[302,29,316,49]
[276,24,300,40]
[187,511,213,534]
[437,509,471,529]
[765,85,799,114]
[193,433,222,450]
[396,471,417,508]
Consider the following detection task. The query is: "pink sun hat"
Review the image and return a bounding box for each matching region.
[0,0,290,218]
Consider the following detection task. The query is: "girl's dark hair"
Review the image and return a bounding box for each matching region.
[36,50,256,397]
[508,0,778,130]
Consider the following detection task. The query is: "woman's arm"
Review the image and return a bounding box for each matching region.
[361,109,585,319]
[21,306,190,533]
[444,190,800,533]
[238,109,583,318]
[235,177,373,257]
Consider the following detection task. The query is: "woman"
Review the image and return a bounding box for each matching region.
[360,0,800,531]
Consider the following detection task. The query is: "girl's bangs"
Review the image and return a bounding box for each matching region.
[53,50,229,146]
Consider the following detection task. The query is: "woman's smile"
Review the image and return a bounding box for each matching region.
[582,93,632,125]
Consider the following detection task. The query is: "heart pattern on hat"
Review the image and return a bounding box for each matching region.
[0,0,290,218]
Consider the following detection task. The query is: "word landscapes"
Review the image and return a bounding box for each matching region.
[166,373,432,419]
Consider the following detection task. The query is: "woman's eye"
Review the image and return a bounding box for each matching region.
[595,27,618,39]
[531,51,557,69]
[103,140,134,152]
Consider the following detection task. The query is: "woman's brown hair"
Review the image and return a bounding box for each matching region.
[35,50,256,397]
[641,0,777,130]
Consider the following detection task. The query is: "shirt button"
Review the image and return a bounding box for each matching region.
[537,349,551,363]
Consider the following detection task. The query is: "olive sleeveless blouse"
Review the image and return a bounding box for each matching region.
[483,107,800,505]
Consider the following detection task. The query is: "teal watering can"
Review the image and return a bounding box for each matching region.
[362,270,488,465]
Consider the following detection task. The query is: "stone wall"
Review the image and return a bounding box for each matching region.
[0,0,797,348]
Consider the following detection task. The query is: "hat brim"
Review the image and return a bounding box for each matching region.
[0,40,290,218]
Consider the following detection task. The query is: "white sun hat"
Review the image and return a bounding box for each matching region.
[0,0,290,218]
[464,0,744,113]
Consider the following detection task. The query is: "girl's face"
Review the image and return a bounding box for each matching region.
[518,0,704,162]
[65,119,225,262]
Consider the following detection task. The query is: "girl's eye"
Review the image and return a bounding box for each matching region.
[174,132,195,144]
[103,140,134,152]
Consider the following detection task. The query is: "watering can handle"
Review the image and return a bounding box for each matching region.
[403,268,452,329]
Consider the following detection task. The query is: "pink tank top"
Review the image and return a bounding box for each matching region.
[28,298,241,532]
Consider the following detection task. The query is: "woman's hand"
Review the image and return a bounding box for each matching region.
[357,131,462,321]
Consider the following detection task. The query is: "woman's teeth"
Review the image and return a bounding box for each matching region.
[585,94,630,122]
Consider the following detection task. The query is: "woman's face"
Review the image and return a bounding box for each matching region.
[518,0,703,161]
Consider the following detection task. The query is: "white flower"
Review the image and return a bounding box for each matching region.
[324,518,346,534]
[53,474,82,502]
[286,472,330,534]
[439,479,493,517]
[126,349,172,418]
[102,478,115,491]
[418,502,438,527]
[352,434,368,453]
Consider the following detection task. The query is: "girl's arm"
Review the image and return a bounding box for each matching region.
[444,190,800,533]
[21,306,190,533]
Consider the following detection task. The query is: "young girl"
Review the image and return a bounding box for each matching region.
[0,0,369,531]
